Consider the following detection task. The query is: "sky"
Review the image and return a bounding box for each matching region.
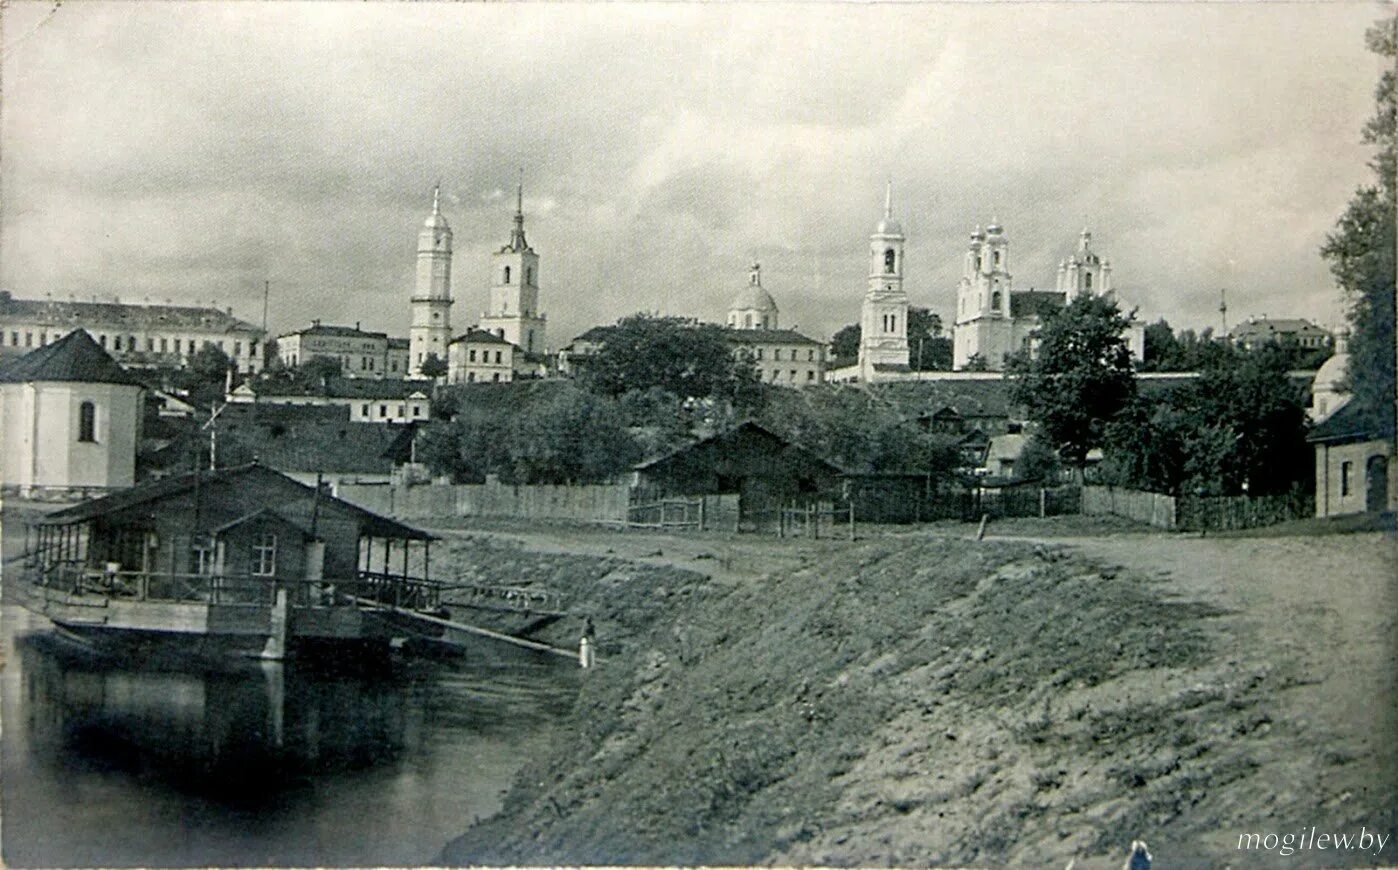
[0,2,1389,348]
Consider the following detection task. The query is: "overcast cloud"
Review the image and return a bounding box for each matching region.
[0,2,1387,346]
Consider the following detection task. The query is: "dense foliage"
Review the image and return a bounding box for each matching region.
[1100,347,1310,496]
[582,314,761,405]
[1009,295,1137,470]
[1321,16,1396,430]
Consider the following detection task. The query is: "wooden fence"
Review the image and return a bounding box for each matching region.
[338,480,633,523]
[1082,486,1178,529]
[620,495,740,531]
[1083,485,1314,532]
[845,477,1081,524]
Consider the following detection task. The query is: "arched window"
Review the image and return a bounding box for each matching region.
[78,401,96,443]
[1084,272,1093,291]
[974,255,981,271]
[991,291,1002,311]
[745,313,753,328]
[993,250,1002,267]
[526,267,533,285]
[504,266,512,284]
[884,248,896,274]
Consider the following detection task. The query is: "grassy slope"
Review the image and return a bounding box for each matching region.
[435,529,1366,866]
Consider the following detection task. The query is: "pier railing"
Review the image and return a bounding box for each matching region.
[32,564,442,611]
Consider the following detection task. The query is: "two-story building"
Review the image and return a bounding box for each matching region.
[447,329,515,384]
[0,292,265,375]
[724,264,826,387]
[276,322,412,379]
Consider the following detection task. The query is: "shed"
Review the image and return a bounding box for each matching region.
[632,421,845,528]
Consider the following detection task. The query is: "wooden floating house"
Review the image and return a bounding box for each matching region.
[22,462,441,659]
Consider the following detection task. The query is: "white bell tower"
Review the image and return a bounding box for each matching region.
[479,176,548,356]
[857,181,910,380]
[409,184,453,376]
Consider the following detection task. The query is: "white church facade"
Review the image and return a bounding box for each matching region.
[952,226,1144,371]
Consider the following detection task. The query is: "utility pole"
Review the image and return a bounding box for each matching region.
[1219,288,1228,336]
[262,280,270,333]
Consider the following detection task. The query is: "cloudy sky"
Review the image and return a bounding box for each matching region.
[0,2,1388,347]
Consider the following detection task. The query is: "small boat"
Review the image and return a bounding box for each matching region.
[19,462,443,661]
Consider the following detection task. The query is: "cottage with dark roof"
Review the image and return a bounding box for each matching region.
[0,329,145,497]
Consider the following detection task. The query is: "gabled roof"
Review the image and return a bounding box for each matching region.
[450,328,512,346]
[253,376,434,401]
[1009,289,1067,319]
[1231,318,1330,339]
[38,462,433,540]
[0,329,143,386]
[209,507,316,538]
[1307,399,1396,444]
[634,419,847,475]
[153,411,414,476]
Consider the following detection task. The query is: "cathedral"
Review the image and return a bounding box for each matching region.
[951,225,1144,371]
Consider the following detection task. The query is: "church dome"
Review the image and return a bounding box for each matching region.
[422,185,451,231]
[729,263,779,327]
[876,216,904,236]
[1310,335,1351,421]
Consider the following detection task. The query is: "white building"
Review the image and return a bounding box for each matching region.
[447,329,515,384]
[479,181,548,359]
[0,291,265,375]
[277,321,412,379]
[952,227,1144,371]
[409,186,454,376]
[857,184,911,381]
[227,376,432,424]
[0,329,144,497]
[725,264,825,386]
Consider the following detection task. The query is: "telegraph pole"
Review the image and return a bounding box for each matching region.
[1219,288,1228,336]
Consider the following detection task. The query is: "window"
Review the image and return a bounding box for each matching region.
[526,267,533,285]
[745,313,753,328]
[380,404,388,418]
[467,372,476,382]
[250,340,258,356]
[469,349,477,362]
[234,341,241,356]
[192,536,216,575]
[504,265,512,284]
[756,348,763,360]
[1341,461,1353,496]
[252,532,277,577]
[807,349,815,361]
[361,403,370,416]
[889,315,897,334]
[807,370,815,381]
[991,291,1002,311]
[99,334,107,348]
[761,316,769,329]
[160,337,168,352]
[774,349,782,361]
[9,332,17,345]
[492,372,501,382]
[147,338,155,351]
[78,401,96,443]
[1084,273,1093,291]
[993,250,1002,267]
[394,405,403,417]
[412,405,421,416]
[789,369,796,381]
[884,248,896,274]
[494,351,502,363]
[974,255,981,271]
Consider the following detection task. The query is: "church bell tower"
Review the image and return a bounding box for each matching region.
[479,176,548,356]
[857,181,910,381]
[409,185,453,376]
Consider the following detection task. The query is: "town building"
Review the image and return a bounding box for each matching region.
[479,181,548,361]
[857,184,911,381]
[1308,400,1394,518]
[952,227,1145,371]
[447,328,515,384]
[0,329,145,497]
[556,326,613,378]
[0,291,265,375]
[1230,317,1333,352]
[724,264,826,386]
[227,376,433,424]
[409,186,454,376]
[276,321,410,379]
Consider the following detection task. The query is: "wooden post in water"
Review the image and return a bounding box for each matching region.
[848,501,856,541]
[976,513,989,541]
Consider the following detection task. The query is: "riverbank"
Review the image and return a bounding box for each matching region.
[435,521,1395,866]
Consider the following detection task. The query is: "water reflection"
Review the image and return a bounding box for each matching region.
[2,607,576,867]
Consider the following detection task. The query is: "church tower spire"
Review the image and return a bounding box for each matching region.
[857,181,910,381]
[409,184,453,376]
[480,172,547,355]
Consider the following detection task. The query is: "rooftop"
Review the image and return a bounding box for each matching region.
[0,328,143,387]
[451,328,512,346]
[280,323,390,340]
[724,327,823,346]
[0,291,262,334]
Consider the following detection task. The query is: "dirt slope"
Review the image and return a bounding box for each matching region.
[437,527,1396,867]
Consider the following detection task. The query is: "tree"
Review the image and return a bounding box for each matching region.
[1014,433,1062,483]
[1321,15,1396,431]
[1141,318,1181,371]
[829,323,860,366]
[1009,295,1137,473]
[420,352,449,380]
[583,314,760,406]
[1102,347,1310,496]
[963,353,989,372]
[907,307,952,371]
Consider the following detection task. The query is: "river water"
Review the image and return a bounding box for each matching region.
[0,575,576,867]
